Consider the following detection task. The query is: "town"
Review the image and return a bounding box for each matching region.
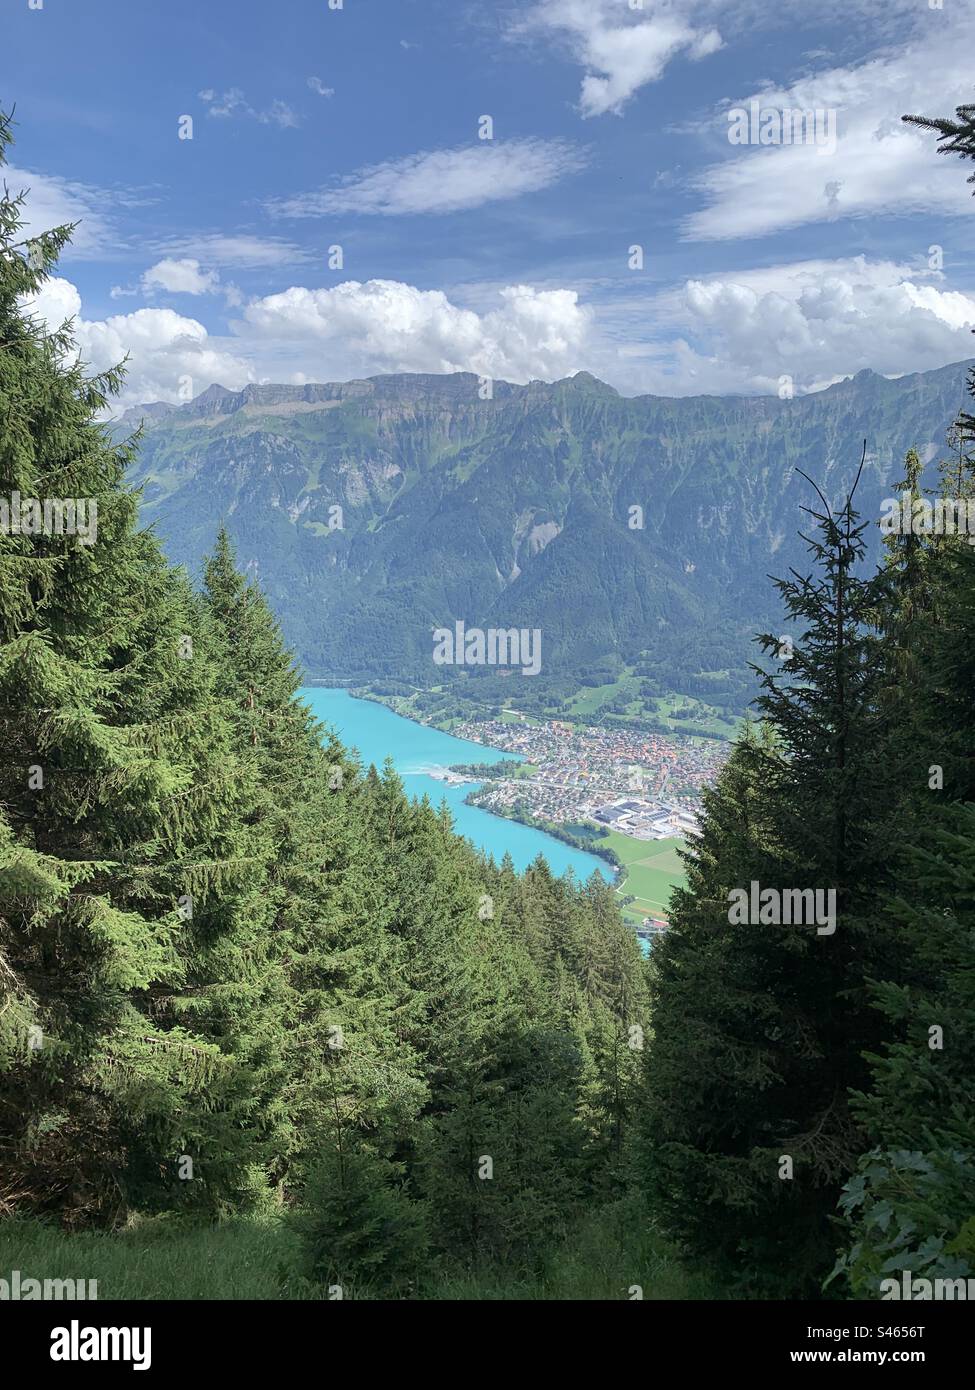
[444,715,729,841]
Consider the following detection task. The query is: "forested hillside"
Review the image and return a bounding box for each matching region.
[122,358,973,703]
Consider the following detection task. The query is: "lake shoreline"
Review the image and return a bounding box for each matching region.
[300,686,615,886]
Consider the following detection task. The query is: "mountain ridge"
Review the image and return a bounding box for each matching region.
[120,360,967,430]
[122,358,975,701]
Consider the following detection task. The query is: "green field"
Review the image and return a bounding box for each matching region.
[649,695,740,739]
[602,832,688,921]
[497,706,541,725]
[363,673,741,742]
[556,671,740,739]
[562,678,631,716]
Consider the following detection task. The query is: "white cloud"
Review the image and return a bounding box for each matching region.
[512,0,927,122]
[259,100,301,130]
[307,77,335,98]
[151,234,315,269]
[141,258,221,296]
[651,256,975,394]
[199,88,301,128]
[6,164,119,259]
[512,0,723,117]
[18,276,592,411]
[685,13,975,240]
[200,87,249,119]
[21,277,253,414]
[239,279,593,382]
[19,258,975,415]
[23,276,84,331]
[271,139,588,217]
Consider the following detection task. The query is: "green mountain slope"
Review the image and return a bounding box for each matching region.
[123,362,974,697]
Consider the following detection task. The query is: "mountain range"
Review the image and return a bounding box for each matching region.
[121,359,975,706]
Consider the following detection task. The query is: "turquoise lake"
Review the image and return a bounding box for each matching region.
[300,687,615,885]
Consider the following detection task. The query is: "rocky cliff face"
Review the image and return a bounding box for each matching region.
[122,361,974,691]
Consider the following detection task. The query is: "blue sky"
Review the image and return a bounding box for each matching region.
[3,0,975,410]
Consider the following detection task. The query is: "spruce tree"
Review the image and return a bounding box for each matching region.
[0,114,287,1220]
[904,96,975,444]
[640,471,896,1295]
[201,531,428,1217]
[832,227,975,1290]
[903,94,975,190]
[832,804,975,1295]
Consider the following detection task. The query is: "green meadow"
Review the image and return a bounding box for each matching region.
[603,832,688,921]
[0,1209,716,1302]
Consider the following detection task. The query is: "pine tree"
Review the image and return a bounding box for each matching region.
[0,114,287,1220]
[904,95,975,446]
[640,468,897,1295]
[903,93,975,190]
[201,531,427,1212]
[831,270,975,1292]
[639,727,793,1286]
[832,802,975,1294]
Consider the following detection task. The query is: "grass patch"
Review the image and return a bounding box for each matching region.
[562,678,633,717]
[0,1214,304,1301]
[650,695,738,739]
[0,1202,716,1302]
[427,1205,719,1301]
[497,707,541,725]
